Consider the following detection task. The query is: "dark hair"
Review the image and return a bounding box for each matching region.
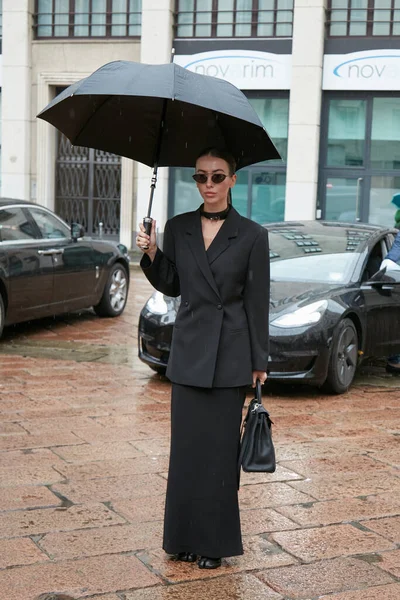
[196,147,236,176]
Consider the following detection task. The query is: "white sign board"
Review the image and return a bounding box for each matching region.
[323,50,400,91]
[174,50,292,90]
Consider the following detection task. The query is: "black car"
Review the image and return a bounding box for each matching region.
[138,220,400,394]
[0,199,130,337]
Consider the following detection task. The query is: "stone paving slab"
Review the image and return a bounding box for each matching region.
[272,523,396,562]
[0,485,62,512]
[124,573,283,599]
[39,521,164,559]
[319,583,400,599]
[0,269,399,600]
[257,557,394,598]
[362,515,400,542]
[277,493,400,526]
[0,504,125,538]
[0,537,47,569]
[0,554,159,600]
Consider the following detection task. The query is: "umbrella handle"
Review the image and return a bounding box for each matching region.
[142,217,153,250]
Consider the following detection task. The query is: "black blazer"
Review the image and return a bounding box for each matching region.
[141,206,270,388]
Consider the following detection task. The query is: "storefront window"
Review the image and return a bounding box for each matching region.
[251,170,286,222]
[249,97,289,163]
[370,175,400,227]
[321,93,400,228]
[169,95,288,222]
[327,99,366,167]
[371,98,400,170]
[231,170,248,217]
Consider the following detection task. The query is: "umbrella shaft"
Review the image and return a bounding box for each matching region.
[147,163,158,218]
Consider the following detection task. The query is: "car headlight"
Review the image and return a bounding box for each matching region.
[271,300,328,328]
[146,291,169,315]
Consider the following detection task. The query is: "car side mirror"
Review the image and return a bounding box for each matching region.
[71,223,85,241]
[366,267,400,287]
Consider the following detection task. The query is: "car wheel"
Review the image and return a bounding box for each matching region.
[94,263,128,317]
[324,317,358,394]
[0,294,4,338]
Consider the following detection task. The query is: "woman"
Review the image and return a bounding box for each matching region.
[136,147,270,569]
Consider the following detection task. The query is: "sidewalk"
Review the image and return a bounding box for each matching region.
[0,270,398,600]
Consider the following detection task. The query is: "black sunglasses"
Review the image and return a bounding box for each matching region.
[192,173,228,185]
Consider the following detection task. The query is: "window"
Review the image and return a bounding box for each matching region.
[34,0,142,38]
[29,208,70,239]
[320,93,400,228]
[169,94,288,222]
[371,98,400,170]
[327,0,400,36]
[326,99,366,167]
[0,208,39,242]
[175,0,293,38]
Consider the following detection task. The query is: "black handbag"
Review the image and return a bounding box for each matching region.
[238,379,276,483]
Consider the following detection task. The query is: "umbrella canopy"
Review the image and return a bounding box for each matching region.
[391,193,400,209]
[37,60,280,170]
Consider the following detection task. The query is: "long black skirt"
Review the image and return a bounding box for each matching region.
[163,383,246,558]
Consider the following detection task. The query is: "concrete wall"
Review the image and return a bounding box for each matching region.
[136,0,175,247]
[284,0,327,221]
[1,0,33,200]
[32,39,140,247]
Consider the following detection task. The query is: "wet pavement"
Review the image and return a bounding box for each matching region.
[0,267,399,600]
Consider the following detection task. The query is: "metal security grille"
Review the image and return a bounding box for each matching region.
[327,0,400,36]
[34,0,142,39]
[56,134,121,239]
[174,0,294,38]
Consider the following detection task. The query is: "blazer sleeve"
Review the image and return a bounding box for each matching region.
[244,228,270,371]
[140,220,180,297]
[385,230,400,264]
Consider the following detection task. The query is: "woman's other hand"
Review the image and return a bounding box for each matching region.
[252,370,267,387]
[136,219,157,262]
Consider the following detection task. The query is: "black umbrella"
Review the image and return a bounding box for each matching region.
[37,60,280,233]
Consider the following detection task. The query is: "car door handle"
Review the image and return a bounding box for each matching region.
[37,248,64,256]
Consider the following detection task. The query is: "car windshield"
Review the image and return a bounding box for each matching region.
[270,253,359,284]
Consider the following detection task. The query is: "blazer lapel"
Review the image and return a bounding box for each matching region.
[206,207,241,265]
[185,209,221,300]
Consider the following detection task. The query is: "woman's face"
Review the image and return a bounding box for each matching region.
[194,156,236,209]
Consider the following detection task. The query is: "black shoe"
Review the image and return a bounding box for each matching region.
[197,556,222,569]
[175,552,197,562]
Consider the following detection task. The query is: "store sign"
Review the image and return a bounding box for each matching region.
[323,50,400,90]
[174,50,292,90]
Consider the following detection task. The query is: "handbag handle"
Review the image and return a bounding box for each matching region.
[256,378,263,404]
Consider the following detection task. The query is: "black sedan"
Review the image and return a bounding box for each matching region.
[138,220,400,394]
[0,199,130,338]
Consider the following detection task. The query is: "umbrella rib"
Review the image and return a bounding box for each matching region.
[72,95,113,146]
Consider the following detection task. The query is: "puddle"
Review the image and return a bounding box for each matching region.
[0,339,136,366]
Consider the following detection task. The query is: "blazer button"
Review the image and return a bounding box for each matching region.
[184,301,189,307]
[217,304,222,310]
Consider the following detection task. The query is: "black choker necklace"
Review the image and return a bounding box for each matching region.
[200,204,231,221]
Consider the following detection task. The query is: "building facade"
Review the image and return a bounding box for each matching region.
[0,0,399,248]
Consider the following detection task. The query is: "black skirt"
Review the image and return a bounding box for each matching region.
[163,383,246,558]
